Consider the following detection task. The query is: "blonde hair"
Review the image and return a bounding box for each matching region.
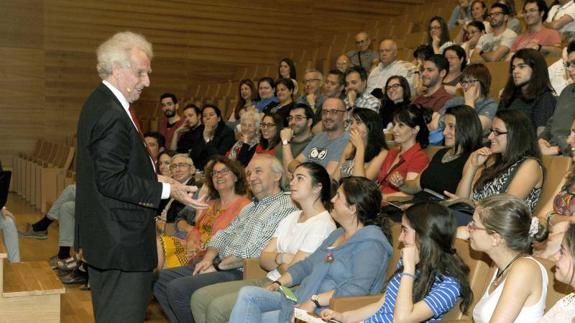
[96,31,153,79]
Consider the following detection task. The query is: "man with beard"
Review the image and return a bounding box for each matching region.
[285,97,349,177]
[344,66,381,113]
[158,93,185,148]
[277,104,315,173]
[471,3,517,63]
[412,54,453,114]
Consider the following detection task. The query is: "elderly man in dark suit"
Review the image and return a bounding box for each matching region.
[75,31,205,323]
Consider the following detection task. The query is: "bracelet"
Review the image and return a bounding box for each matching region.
[401,272,416,279]
[272,280,282,286]
[547,212,556,224]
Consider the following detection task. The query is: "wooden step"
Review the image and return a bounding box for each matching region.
[3,261,65,298]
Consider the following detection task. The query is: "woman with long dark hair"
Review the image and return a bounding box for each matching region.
[191,104,236,170]
[428,16,454,54]
[256,112,282,155]
[443,45,468,95]
[452,109,544,212]
[499,48,556,134]
[321,202,473,322]
[380,75,411,130]
[228,79,257,122]
[334,108,388,181]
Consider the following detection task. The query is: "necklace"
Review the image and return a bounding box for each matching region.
[441,149,460,163]
[492,253,523,287]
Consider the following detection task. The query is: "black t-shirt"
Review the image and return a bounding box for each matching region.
[420,148,469,194]
[499,90,556,130]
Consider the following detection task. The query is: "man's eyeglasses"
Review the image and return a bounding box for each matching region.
[488,12,504,18]
[170,163,192,170]
[303,79,321,84]
[322,109,346,116]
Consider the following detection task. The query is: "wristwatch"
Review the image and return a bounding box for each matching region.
[311,294,321,307]
[282,139,289,146]
[212,257,222,271]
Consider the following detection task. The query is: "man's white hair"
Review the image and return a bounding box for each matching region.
[96,31,153,79]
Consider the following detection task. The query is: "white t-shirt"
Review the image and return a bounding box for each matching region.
[477,28,517,54]
[548,57,573,96]
[366,60,417,94]
[266,210,336,281]
[547,2,575,33]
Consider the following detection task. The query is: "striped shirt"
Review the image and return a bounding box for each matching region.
[365,262,461,323]
[207,191,297,260]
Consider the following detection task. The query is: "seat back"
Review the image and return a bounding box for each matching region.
[534,155,572,217]
[443,239,493,321]
[485,61,508,100]
[0,171,12,209]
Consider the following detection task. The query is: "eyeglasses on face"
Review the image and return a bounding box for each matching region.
[489,128,508,136]
[385,83,402,91]
[170,163,192,170]
[460,79,479,86]
[209,167,231,178]
[467,220,488,231]
[261,123,276,129]
[287,115,307,122]
[322,108,346,116]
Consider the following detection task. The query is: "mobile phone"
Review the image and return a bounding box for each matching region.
[278,285,298,302]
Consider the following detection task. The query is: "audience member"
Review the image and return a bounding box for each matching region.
[471,3,518,63]
[157,156,250,269]
[277,104,315,173]
[286,98,350,176]
[265,78,294,124]
[277,58,299,94]
[443,45,468,95]
[143,131,164,163]
[454,1,491,44]
[390,105,482,199]
[462,195,548,323]
[452,110,543,213]
[190,162,336,323]
[334,108,388,181]
[323,69,345,100]
[171,103,202,152]
[448,0,473,28]
[347,32,378,72]
[366,39,416,96]
[539,41,575,155]
[549,45,574,95]
[228,79,256,123]
[494,0,522,33]
[499,48,556,134]
[336,54,352,73]
[545,0,575,38]
[153,154,297,323]
[411,45,434,95]
[507,0,562,58]
[157,154,198,224]
[412,55,453,115]
[256,113,282,155]
[295,69,325,120]
[0,206,18,263]
[158,150,176,177]
[439,63,498,134]
[227,109,260,166]
[190,104,235,170]
[538,223,575,322]
[427,16,454,54]
[460,20,486,59]
[380,76,412,130]
[321,202,472,323]
[344,66,381,112]
[377,105,430,199]
[158,93,185,148]
[255,77,278,112]
[229,176,393,322]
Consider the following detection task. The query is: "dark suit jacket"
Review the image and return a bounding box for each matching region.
[189,123,235,170]
[75,83,162,271]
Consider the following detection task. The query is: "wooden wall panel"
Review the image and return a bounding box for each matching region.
[0,0,427,168]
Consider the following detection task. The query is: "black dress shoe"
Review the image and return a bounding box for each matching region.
[60,268,88,285]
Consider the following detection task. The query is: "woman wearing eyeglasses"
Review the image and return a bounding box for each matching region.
[256,112,282,155]
[462,195,548,323]
[380,76,411,130]
[447,109,543,216]
[157,156,250,269]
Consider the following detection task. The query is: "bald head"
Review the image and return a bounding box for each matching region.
[355,32,371,52]
[336,55,351,73]
[378,39,398,66]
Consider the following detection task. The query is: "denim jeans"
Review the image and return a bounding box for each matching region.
[0,210,19,262]
[228,285,285,323]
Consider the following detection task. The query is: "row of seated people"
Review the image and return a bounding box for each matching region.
[144,150,573,322]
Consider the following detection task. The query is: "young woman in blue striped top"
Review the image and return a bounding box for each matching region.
[321,202,472,322]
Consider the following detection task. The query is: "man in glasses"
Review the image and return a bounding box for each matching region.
[539,40,575,155]
[507,0,562,59]
[277,104,315,173]
[295,69,325,119]
[346,31,378,72]
[471,3,517,63]
[285,98,349,177]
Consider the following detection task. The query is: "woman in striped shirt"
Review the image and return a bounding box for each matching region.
[321,202,472,322]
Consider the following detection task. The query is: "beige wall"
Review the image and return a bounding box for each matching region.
[0,0,425,168]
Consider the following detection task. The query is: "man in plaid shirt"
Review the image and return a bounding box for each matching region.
[153,154,297,323]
